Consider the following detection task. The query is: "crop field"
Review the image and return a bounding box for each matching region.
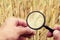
[0,0,60,40]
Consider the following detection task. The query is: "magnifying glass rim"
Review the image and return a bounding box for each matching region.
[26,11,45,30]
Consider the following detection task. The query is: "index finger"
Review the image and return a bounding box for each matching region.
[4,17,27,27]
[17,19,27,27]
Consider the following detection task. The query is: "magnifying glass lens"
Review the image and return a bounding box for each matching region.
[27,12,44,29]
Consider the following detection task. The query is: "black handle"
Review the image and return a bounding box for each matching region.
[44,25,54,33]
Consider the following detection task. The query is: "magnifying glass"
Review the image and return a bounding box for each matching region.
[26,11,54,33]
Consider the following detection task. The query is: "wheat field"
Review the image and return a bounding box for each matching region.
[0,0,60,40]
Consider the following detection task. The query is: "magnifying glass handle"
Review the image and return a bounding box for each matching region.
[44,26,54,33]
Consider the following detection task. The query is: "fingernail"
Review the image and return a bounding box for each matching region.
[53,30,60,35]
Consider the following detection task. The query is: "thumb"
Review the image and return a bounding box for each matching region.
[53,30,60,40]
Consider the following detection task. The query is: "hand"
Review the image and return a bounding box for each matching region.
[0,17,35,40]
[47,25,60,40]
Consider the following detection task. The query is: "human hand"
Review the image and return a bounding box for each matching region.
[47,25,60,40]
[0,17,35,40]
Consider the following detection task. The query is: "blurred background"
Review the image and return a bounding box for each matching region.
[0,0,60,40]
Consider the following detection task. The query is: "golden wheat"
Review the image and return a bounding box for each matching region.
[0,0,60,40]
